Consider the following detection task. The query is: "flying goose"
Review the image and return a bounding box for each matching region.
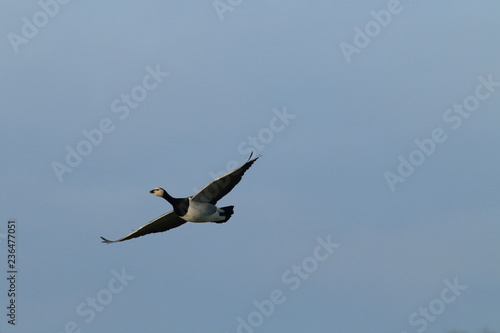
[100,153,260,243]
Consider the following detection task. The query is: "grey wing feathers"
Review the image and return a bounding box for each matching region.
[192,153,260,204]
[100,211,186,243]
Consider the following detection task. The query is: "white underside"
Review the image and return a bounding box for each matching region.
[182,199,225,222]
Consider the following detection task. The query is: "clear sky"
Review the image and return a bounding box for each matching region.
[1,1,499,332]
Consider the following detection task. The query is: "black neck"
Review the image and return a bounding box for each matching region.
[161,191,178,205]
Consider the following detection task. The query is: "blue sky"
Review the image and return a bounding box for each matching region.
[1,1,499,332]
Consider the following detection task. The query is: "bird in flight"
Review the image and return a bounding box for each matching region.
[100,153,260,243]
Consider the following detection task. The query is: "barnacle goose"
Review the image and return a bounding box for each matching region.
[100,153,260,243]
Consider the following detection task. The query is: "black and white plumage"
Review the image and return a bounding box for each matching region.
[100,153,260,243]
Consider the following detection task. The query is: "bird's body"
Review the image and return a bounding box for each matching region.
[181,199,220,222]
[100,153,259,243]
[182,200,232,222]
[150,189,233,223]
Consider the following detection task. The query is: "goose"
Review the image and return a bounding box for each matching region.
[100,153,260,243]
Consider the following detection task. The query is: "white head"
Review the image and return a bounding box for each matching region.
[149,187,165,197]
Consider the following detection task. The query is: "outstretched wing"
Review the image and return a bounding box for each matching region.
[100,211,187,244]
[192,153,260,204]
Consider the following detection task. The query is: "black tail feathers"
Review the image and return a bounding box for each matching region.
[219,206,234,223]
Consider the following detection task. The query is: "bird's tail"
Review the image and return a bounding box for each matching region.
[219,206,234,222]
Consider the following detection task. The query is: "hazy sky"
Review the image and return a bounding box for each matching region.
[1,1,499,332]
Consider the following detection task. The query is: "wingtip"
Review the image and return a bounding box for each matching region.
[100,236,115,244]
[247,151,262,162]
